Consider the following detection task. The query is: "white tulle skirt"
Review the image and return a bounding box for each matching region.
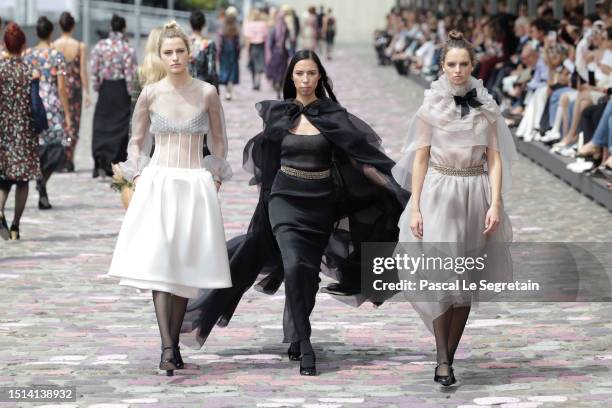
[108,165,232,298]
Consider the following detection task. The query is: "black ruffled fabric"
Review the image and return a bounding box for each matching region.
[184,98,410,347]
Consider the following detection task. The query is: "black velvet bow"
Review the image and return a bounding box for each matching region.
[285,101,320,120]
[453,88,483,118]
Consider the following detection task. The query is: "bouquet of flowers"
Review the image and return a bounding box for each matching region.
[111,163,135,210]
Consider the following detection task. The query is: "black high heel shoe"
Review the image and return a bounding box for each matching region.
[173,345,184,369]
[434,362,456,386]
[159,346,177,376]
[288,342,301,361]
[300,353,317,376]
[9,225,20,241]
[0,214,9,241]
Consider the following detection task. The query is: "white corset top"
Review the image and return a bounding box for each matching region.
[150,133,208,169]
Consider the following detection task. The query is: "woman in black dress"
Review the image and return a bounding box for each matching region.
[185,50,409,376]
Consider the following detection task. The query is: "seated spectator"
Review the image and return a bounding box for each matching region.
[516,39,568,140]
[554,23,610,154]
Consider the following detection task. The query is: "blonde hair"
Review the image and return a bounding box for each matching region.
[226,6,238,17]
[158,20,190,55]
[138,26,166,86]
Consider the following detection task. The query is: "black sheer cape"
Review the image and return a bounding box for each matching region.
[183,98,410,347]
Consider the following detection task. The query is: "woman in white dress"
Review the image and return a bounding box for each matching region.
[392,31,517,386]
[108,21,232,376]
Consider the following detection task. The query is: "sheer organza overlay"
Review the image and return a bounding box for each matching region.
[119,77,232,182]
[391,75,517,333]
[392,75,518,194]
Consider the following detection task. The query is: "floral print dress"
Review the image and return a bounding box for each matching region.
[24,47,68,147]
[64,53,83,152]
[0,56,41,182]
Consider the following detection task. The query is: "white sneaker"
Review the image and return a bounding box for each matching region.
[523,131,534,142]
[559,145,577,157]
[541,130,561,143]
[567,158,594,173]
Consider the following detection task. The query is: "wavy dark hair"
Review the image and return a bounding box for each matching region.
[282,50,337,102]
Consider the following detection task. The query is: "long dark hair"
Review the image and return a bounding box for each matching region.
[282,50,337,102]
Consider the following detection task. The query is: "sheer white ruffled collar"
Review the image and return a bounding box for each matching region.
[417,75,501,129]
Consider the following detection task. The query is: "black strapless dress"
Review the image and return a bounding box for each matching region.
[268,132,334,342]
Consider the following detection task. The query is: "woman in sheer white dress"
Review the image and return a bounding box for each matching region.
[108,22,232,376]
[392,31,517,386]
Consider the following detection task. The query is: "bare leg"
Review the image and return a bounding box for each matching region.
[564,92,593,143]
[559,93,571,142]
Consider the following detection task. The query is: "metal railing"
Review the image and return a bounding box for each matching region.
[85,0,219,55]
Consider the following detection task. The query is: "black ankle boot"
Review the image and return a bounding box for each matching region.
[0,213,9,241]
[159,346,177,376]
[173,345,184,369]
[288,342,301,361]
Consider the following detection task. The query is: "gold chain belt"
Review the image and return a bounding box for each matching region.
[432,164,485,177]
[280,165,331,180]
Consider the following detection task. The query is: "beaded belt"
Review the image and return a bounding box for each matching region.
[280,165,331,180]
[432,164,485,177]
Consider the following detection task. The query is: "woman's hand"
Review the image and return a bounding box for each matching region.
[84,93,92,108]
[410,208,423,240]
[64,116,73,133]
[483,204,501,236]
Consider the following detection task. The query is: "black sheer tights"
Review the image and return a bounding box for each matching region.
[0,182,29,227]
[152,291,188,359]
[432,306,471,376]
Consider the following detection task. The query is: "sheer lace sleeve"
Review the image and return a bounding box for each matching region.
[391,114,433,191]
[118,85,152,181]
[202,85,232,182]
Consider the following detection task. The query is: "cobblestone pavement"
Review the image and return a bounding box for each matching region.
[1,45,611,408]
